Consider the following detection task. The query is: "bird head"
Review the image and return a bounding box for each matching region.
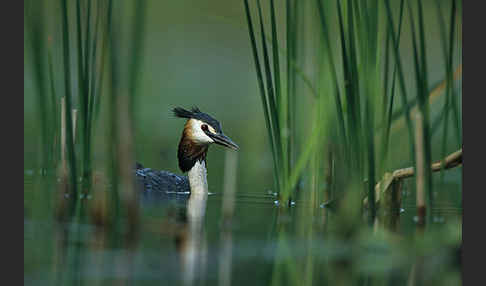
[173,107,238,172]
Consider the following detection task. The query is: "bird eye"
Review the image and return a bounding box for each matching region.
[201,124,209,131]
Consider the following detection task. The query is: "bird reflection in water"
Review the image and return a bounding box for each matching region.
[176,191,208,286]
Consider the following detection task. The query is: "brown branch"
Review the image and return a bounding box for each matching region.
[392,148,462,180]
[364,149,462,208]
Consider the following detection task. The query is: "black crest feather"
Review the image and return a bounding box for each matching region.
[172,106,222,133]
[173,107,194,119]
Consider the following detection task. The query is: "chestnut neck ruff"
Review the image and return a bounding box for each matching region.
[177,122,209,173]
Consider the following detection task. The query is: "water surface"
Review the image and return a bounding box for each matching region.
[24,171,462,286]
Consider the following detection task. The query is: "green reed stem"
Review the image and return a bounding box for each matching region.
[26,1,50,174]
[435,0,457,185]
[416,0,433,226]
[382,0,404,167]
[384,0,415,164]
[286,0,296,188]
[316,0,348,151]
[76,0,93,192]
[256,0,283,174]
[61,0,79,213]
[243,0,282,193]
[128,0,147,116]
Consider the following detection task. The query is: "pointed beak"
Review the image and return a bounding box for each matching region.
[208,133,239,150]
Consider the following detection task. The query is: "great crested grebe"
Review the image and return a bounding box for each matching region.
[135,107,239,195]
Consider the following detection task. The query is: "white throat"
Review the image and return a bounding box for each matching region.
[188,160,208,194]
